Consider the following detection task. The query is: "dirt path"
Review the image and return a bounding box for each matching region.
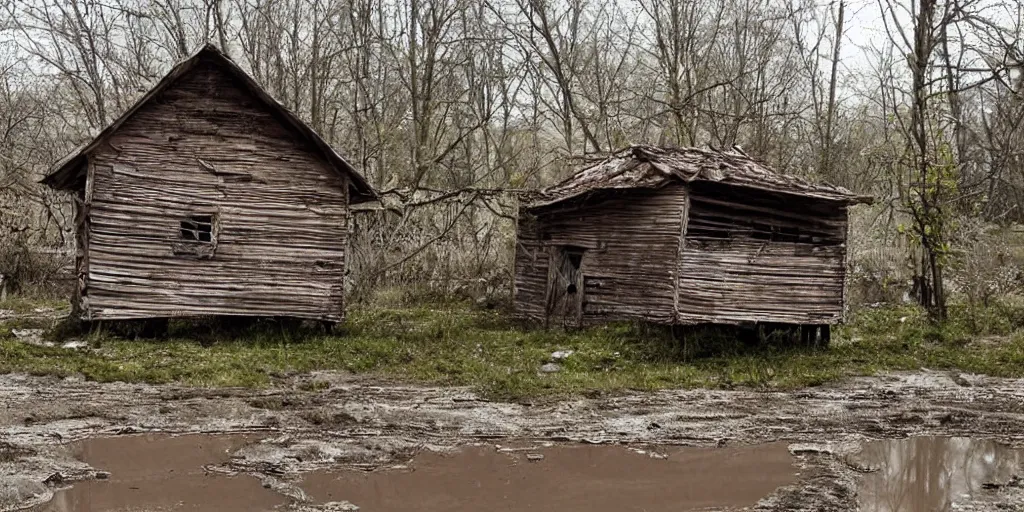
[2,370,1024,511]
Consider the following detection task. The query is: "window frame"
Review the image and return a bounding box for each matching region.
[172,212,218,258]
[179,214,214,244]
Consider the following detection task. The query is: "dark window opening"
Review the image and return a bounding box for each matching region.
[561,248,584,295]
[777,226,801,243]
[566,251,583,270]
[686,214,735,240]
[689,228,730,239]
[180,215,213,243]
[688,215,835,245]
[750,223,774,241]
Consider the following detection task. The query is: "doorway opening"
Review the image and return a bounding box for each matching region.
[546,246,585,329]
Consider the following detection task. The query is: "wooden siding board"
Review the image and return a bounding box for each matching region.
[676,183,848,325]
[673,193,690,323]
[512,214,549,323]
[840,214,850,321]
[73,186,90,318]
[515,186,686,326]
[83,58,348,321]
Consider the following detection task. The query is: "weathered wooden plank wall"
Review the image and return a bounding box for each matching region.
[514,185,686,325]
[677,182,848,325]
[72,185,88,317]
[82,56,349,321]
[512,214,549,323]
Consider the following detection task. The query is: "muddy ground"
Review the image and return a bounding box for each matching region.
[1,370,1023,511]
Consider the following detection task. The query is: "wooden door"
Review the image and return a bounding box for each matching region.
[545,247,584,329]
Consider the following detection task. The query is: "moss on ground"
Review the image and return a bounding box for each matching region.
[3,297,1024,400]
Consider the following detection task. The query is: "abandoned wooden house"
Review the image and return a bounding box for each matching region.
[514,145,872,337]
[42,44,375,323]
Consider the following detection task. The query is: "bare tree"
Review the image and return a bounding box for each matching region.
[4,0,1024,304]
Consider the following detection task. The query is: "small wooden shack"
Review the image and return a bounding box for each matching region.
[42,45,375,323]
[514,145,871,335]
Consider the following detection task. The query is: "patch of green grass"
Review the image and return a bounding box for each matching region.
[3,299,1024,400]
[0,296,68,314]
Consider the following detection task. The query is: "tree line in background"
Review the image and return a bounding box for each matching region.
[1,0,1023,320]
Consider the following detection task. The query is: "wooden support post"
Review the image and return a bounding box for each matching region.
[319,320,338,334]
[820,325,832,348]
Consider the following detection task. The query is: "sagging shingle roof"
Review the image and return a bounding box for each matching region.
[41,44,376,203]
[529,145,872,208]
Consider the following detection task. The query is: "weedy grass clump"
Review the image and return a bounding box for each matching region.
[0,296,68,318]
[3,295,1024,400]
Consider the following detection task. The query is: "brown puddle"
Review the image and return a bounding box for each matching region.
[37,433,285,512]
[301,442,798,511]
[852,437,1024,512]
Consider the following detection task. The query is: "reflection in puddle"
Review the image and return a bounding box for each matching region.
[302,443,798,512]
[853,437,1024,512]
[36,433,284,512]
[32,435,799,512]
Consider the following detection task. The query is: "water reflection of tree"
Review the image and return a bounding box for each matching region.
[857,437,1021,512]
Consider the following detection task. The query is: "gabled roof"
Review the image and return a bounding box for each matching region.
[529,145,872,208]
[41,44,376,203]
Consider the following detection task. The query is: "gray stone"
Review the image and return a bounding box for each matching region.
[550,350,574,361]
[12,329,50,347]
[62,340,89,349]
[323,501,360,511]
[539,363,561,373]
[42,472,64,485]
[788,442,834,456]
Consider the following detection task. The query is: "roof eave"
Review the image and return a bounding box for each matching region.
[526,180,873,210]
[40,154,86,190]
[348,185,379,204]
